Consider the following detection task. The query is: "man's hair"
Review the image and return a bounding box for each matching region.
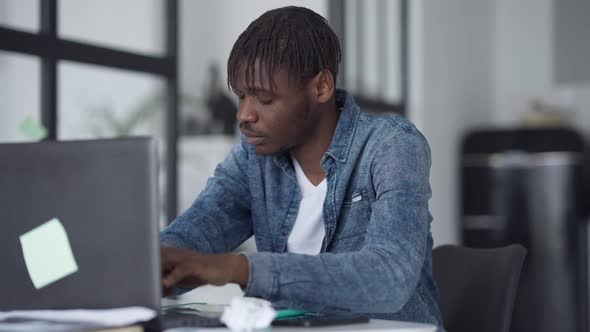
[227,6,341,92]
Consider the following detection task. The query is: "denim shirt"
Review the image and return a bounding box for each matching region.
[160,89,444,329]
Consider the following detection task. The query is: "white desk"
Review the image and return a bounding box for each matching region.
[163,290,437,332]
[187,319,436,332]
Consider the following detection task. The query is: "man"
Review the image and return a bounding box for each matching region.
[160,6,444,329]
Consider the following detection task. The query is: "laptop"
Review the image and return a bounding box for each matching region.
[0,137,224,329]
[0,138,161,311]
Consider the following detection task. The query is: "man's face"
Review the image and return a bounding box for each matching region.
[232,64,318,155]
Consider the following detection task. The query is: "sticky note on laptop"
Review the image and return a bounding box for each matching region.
[19,218,79,289]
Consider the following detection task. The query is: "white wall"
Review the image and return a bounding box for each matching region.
[344,0,401,102]
[494,0,590,137]
[494,0,552,125]
[410,0,495,246]
[410,0,590,246]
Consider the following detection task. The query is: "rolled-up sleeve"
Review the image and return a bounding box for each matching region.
[160,138,253,253]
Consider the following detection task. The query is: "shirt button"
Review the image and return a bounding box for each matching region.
[281,229,289,236]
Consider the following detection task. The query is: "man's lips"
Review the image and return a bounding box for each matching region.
[245,136,264,145]
[241,131,265,145]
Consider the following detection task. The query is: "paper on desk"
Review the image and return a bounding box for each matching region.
[20,218,79,289]
[0,307,156,327]
[220,297,276,331]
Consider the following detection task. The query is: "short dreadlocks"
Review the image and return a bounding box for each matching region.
[227,6,341,92]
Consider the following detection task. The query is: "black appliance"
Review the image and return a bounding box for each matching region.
[461,127,588,332]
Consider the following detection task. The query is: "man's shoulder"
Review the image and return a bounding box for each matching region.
[353,113,431,176]
[357,112,422,143]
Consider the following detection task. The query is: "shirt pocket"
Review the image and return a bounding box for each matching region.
[329,188,372,252]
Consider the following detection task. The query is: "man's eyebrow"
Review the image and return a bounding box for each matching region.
[231,85,274,95]
[234,86,274,95]
[250,87,274,94]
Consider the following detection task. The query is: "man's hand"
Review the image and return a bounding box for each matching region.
[161,247,249,296]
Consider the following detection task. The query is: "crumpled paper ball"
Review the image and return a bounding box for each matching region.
[220,297,277,332]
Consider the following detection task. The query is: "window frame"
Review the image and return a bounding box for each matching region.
[328,0,409,115]
[1,0,409,222]
[0,0,180,222]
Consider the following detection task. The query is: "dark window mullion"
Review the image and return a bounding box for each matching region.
[0,27,174,77]
[328,0,407,117]
[355,0,364,94]
[328,0,346,88]
[377,0,387,100]
[6,0,181,222]
[165,0,179,222]
[40,0,57,140]
[400,0,409,112]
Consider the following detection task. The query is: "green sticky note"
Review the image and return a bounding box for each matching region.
[19,116,48,141]
[19,218,79,289]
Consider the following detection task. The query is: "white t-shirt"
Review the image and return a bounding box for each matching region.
[286,157,327,255]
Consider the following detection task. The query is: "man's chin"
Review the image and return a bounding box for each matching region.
[253,145,274,155]
[253,144,285,156]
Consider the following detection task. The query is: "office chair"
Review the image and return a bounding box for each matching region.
[432,244,526,332]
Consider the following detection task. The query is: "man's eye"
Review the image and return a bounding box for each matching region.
[257,96,273,105]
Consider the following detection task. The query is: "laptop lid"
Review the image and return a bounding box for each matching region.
[0,138,161,311]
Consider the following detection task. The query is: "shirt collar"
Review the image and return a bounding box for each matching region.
[323,88,360,163]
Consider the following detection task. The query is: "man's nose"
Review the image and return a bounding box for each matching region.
[236,97,258,124]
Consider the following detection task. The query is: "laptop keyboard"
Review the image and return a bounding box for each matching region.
[159,310,225,328]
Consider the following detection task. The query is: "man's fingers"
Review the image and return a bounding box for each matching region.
[161,257,176,274]
[162,265,187,289]
[161,247,182,273]
[162,285,173,297]
[160,248,207,290]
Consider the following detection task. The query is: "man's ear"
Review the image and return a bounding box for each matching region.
[311,69,335,104]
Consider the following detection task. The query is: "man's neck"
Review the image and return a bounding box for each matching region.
[290,103,340,186]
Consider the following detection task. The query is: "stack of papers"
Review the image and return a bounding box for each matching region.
[0,307,155,332]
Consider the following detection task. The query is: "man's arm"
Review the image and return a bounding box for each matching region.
[162,129,432,314]
[160,138,253,253]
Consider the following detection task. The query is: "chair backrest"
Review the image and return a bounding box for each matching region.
[432,244,526,332]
